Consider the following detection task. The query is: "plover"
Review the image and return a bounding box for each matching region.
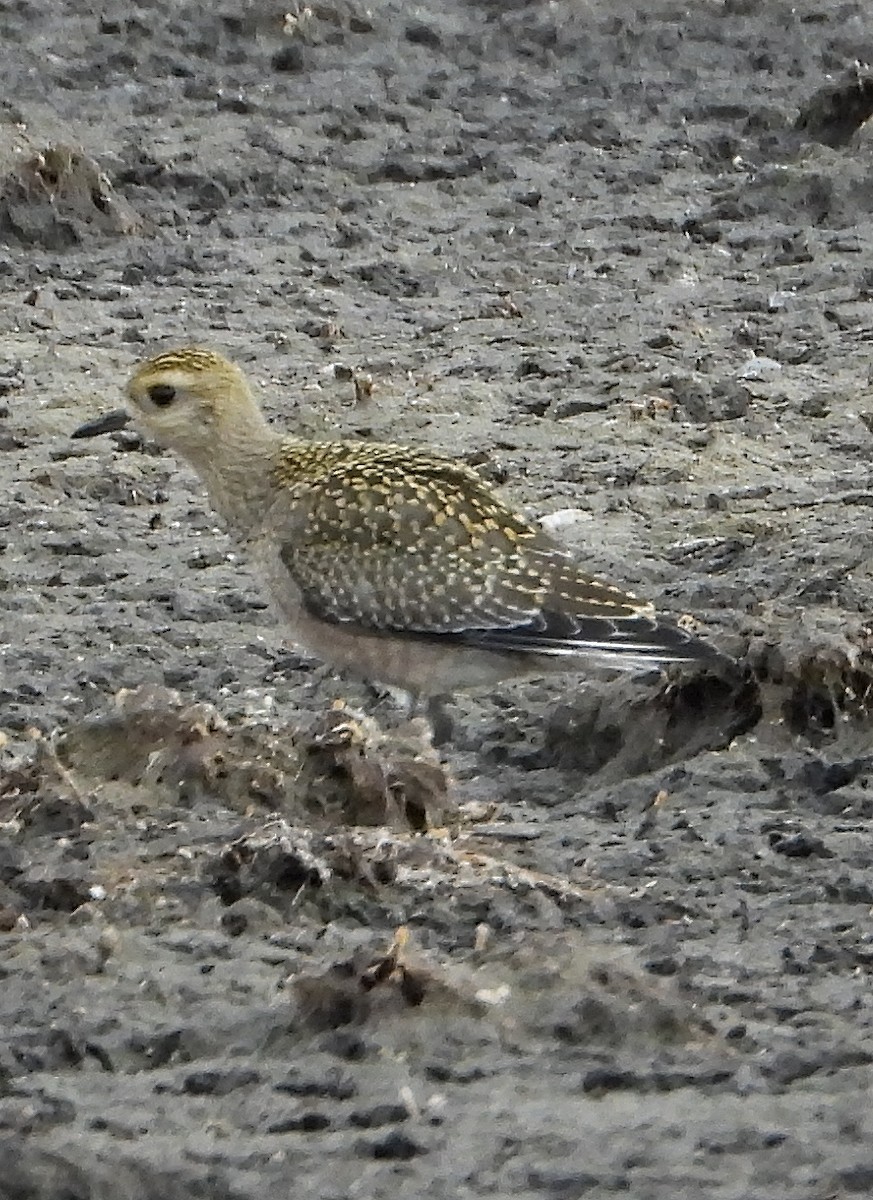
[73,348,720,699]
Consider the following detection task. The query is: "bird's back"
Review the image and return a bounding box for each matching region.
[258,438,717,677]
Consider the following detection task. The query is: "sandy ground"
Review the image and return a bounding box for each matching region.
[4,1,873,1196]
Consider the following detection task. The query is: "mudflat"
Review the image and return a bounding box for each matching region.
[3,3,873,1197]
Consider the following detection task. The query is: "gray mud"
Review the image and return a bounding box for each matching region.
[4,2,873,1197]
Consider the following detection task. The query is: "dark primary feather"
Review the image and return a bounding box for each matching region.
[467,607,715,663]
[274,443,716,666]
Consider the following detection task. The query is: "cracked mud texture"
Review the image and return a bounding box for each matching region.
[4,0,873,1196]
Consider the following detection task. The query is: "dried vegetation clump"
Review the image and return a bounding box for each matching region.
[0,117,142,247]
[1,685,450,834]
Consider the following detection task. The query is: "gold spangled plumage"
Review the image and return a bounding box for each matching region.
[73,347,721,695]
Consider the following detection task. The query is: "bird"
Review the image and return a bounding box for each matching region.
[72,347,721,702]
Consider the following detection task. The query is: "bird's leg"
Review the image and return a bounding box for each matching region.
[362,680,420,724]
[422,693,455,748]
[365,685,455,747]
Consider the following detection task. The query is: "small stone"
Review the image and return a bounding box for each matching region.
[268,1111,331,1134]
[348,1103,408,1128]
[739,355,782,380]
[366,1130,423,1160]
[272,44,305,73]
[182,1067,260,1096]
[550,393,610,418]
[799,392,830,418]
[404,21,441,48]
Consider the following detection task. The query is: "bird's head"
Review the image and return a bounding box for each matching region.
[127,347,258,454]
[73,347,269,464]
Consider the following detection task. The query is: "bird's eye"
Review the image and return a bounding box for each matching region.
[148,384,176,408]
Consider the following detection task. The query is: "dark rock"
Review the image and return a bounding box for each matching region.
[17,871,90,913]
[348,1103,408,1128]
[275,1069,357,1101]
[267,1111,331,1133]
[271,44,305,73]
[405,22,441,49]
[181,1068,260,1096]
[364,1130,424,1160]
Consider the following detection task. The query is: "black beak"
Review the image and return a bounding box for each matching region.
[71,408,132,439]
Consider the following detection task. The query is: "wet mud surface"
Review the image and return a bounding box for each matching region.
[4,1,873,1196]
